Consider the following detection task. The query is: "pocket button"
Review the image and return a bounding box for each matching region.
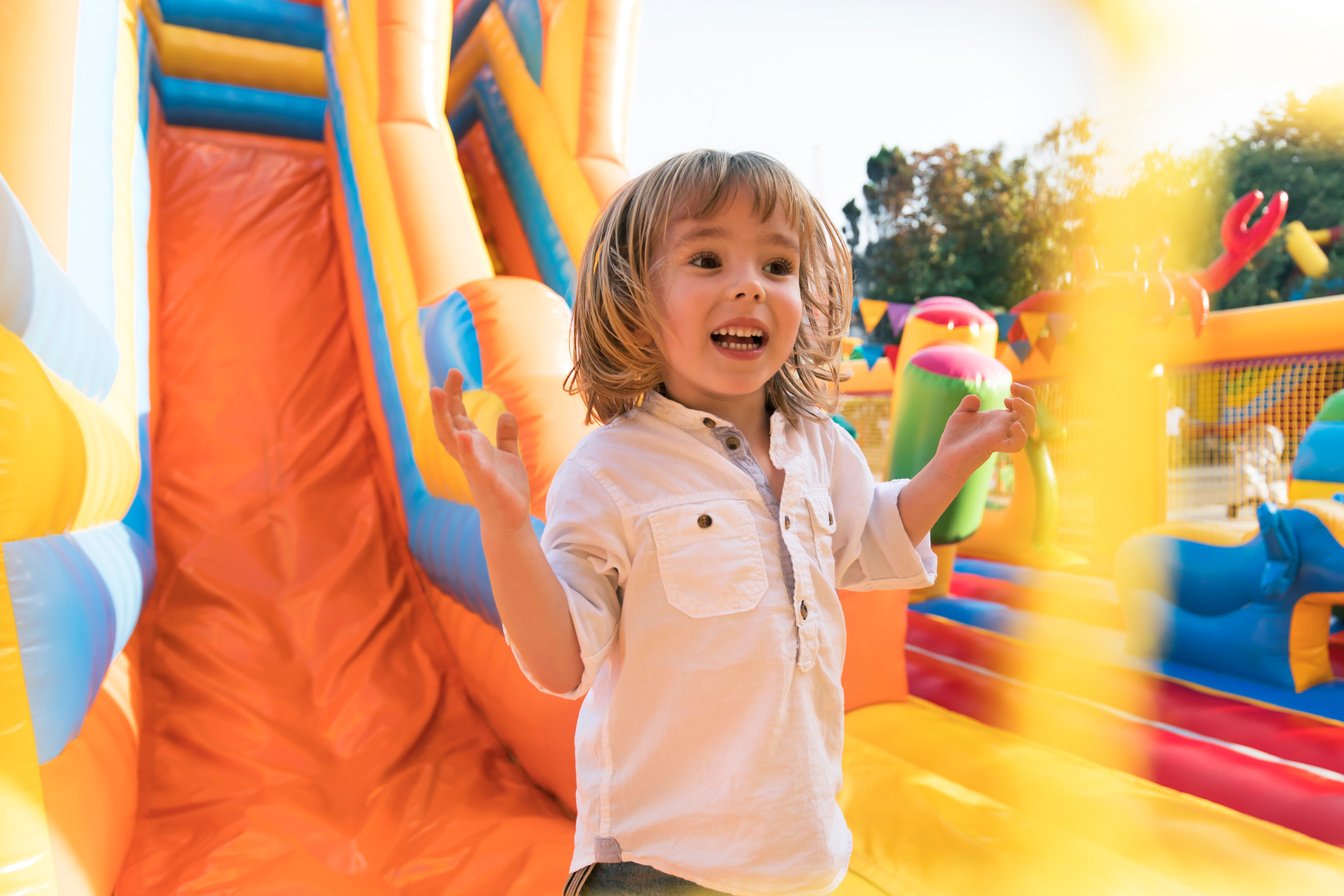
[697,514,712,528]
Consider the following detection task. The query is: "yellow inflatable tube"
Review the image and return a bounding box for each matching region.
[572,0,637,204]
[325,0,473,505]
[540,0,587,154]
[374,0,493,302]
[143,0,325,97]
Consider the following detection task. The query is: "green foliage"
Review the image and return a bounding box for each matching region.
[1218,85,1344,308]
[846,85,1344,314]
[843,118,1097,312]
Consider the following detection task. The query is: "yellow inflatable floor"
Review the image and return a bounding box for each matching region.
[839,699,1344,895]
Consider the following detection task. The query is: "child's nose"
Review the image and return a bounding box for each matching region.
[732,273,765,302]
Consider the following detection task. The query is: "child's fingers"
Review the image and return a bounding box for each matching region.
[429,387,460,458]
[1005,395,1037,435]
[496,411,521,457]
[1011,381,1036,404]
[445,369,471,421]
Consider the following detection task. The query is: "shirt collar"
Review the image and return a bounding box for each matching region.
[639,390,729,432]
[639,391,800,463]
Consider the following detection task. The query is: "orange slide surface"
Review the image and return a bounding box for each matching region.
[117,125,571,894]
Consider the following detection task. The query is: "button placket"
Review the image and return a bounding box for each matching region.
[778,483,819,670]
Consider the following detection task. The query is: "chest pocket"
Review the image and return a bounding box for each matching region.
[804,491,837,584]
[649,498,768,618]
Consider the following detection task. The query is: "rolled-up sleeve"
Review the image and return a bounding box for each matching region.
[503,457,627,700]
[830,427,938,591]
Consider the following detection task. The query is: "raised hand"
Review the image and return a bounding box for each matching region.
[430,369,532,532]
[934,382,1037,480]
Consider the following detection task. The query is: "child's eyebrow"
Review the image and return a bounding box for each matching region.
[671,225,799,252]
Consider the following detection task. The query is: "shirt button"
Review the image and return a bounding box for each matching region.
[800,601,809,620]
[725,436,741,450]
[702,417,715,428]
[783,516,791,529]
[697,514,712,528]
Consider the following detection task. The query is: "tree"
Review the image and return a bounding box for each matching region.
[842,118,1098,314]
[846,86,1344,316]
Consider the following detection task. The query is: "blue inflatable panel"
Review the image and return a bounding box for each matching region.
[447,96,480,140]
[473,69,574,298]
[913,597,1344,723]
[952,556,1032,584]
[914,596,1020,634]
[329,54,527,625]
[450,0,491,58]
[157,72,325,141]
[1292,421,1344,484]
[8,523,153,762]
[138,15,154,136]
[500,0,543,82]
[159,0,324,50]
[419,291,484,392]
[123,414,155,544]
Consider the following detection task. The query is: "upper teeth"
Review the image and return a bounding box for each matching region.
[713,327,763,338]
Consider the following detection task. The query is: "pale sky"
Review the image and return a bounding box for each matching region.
[627,0,1344,223]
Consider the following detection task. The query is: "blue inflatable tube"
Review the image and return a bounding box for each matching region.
[420,291,484,392]
[156,69,326,141]
[8,524,153,762]
[0,176,118,401]
[327,52,533,625]
[451,0,543,83]
[472,69,574,298]
[158,0,325,50]
[1293,421,1344,484]
[450,0,491,59]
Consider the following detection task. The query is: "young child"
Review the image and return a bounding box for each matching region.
[431,150,1035,896]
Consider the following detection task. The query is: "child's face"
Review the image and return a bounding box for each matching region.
[650,190,803,420]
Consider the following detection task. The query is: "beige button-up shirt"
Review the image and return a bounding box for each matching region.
[507,391,936,896]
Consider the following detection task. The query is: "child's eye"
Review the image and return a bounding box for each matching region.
[688,252,721,269]
[765,258,796,276]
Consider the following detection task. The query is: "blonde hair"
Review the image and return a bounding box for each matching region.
[565,149,853,425]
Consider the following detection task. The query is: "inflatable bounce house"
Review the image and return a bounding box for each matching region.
[4,1,1344,894]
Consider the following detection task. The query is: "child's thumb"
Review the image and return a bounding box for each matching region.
[956,394,982,414]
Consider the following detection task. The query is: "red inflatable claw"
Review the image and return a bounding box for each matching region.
[1197,190,1289,293]
[1173,272,1211,337]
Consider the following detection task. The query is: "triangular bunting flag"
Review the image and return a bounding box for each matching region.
[1035,331,1057,362]
[1009,340,1033,363]
[996,343,1019,367]
[1018,312,1048,344]
[883,344,901,368]
[886,303,913,336]
[859,343,885,370]
[994,312,1019,342]
[1007,320,1028,343]
[848,347,864,360]
[1046,312,1074,342]
[859,298,888,333]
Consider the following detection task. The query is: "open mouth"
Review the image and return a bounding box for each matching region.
[710,326,767,352]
